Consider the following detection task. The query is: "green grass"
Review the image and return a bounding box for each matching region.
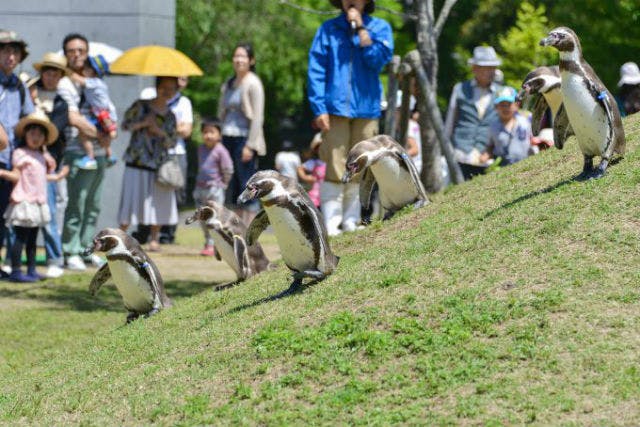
[2,114,640,425]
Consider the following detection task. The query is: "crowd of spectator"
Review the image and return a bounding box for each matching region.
[0,0,637,280]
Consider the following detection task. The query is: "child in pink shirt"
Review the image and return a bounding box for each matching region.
[297,133,325,208]
[0,112,58,282]
[193,118,233,256]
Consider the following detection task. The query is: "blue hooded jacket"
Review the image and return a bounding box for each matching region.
[307,13,393,119]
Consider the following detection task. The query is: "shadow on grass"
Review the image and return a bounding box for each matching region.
[481,177,576,219]
[227,278,321,314]
[0,278,215,312]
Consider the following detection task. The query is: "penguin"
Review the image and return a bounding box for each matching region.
[519,65,574,148]
[237,170,339,296]
[185,200,270,289]
[83,228,171,323]
[540,27,625,179]
[341,134,429,220]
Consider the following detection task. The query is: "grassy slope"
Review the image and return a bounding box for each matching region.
[2,114,640,425]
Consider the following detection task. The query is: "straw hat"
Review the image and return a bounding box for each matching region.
[329,0,375,14]
[618,62,640,87]
[467,46,502,67]
[33,52,71,75]
[15,111,59,145]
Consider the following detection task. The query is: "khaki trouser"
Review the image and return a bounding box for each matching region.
[319,115,379,183]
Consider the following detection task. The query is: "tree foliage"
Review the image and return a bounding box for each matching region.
[497,2,556,89]
[177,0,409,160]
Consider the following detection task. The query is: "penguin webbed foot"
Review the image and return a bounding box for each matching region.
[589,159,609,179]
[144,308,160,319]
[576,156,594,181]
[413,199,428,209]
[214,279,243,292]
[382,210,396,221]
[126,312,140,324]
[293,270,326,281]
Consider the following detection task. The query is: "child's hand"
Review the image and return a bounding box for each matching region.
[479,152,491,164]
[69,72,86,86]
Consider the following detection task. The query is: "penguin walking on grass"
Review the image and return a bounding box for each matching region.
[83,228,171,323]
[185,201,270,289]
[341,134,429,220]
[540,27,625,179]
[238,170,339,296]
[519,65,574,148]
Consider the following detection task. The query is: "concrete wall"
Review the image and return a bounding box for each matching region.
[0,1,175,230]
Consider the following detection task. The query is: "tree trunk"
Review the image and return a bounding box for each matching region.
[405,50,463,186]
[414,0,464,185]
[383,55,401,137]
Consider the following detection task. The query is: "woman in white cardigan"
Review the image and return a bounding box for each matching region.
[218,42,266,224]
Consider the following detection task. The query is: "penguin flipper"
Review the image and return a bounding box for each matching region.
[359,168,376,210]
[530,93,549,136]
[553,104,574,150]
[89,262,111,296]
[246,209,270,246]
[233,235,251,280]
[135,256,166,309]
[583,74,616,156]
[394,150,429,203]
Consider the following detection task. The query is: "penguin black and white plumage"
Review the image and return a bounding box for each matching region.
[83,228,171,323]
[185,201,270,288]
[519,65,574,148]
[341,134,429,220]
[540,27,625,179]
[237,170,339,295]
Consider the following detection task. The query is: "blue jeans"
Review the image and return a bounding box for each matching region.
[223,135,259,211]
[41,181,64,266]
[0,163,12,262]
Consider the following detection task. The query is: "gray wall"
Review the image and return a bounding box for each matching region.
[0,1,175,230]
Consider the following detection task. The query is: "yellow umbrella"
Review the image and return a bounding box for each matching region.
[110,45,203,77]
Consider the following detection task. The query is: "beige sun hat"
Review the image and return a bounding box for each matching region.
[618,62,640,87]
[467,46,502,67]
[15,110,59,145]
[33,52,71,75]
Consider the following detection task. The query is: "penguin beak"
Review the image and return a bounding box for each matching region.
[516,88,527,102]
[342,163,358,183]
[238,186,257,204]
[540,35,554,47]
[185,211,199,225]
[81,241,97,257]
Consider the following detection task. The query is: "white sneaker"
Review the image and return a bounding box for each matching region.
[85,254,106,268]
[46,265,64,278]
[66,255,86,271]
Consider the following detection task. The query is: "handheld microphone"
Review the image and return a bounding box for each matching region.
[348,5,357,31]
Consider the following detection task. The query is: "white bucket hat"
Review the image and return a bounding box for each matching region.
[467,46,502,67]
[618,62,640,87]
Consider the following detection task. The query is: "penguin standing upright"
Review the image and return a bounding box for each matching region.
[238,170,339,296]
[519,65,574,148]
[341,135,429,220]
[83,228,171,323]
[540,27,625,179]
[185,201,270,288]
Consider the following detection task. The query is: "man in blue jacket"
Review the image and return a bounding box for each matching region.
[308,0,393,236]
